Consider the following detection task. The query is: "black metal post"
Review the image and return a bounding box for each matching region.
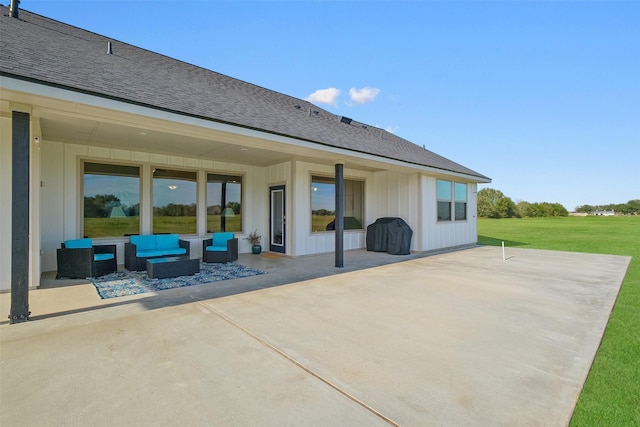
[220,181,227,231]
[335,163,344,268]
[10,111,30,324]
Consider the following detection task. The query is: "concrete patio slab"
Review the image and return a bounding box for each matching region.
[0,246,630,426]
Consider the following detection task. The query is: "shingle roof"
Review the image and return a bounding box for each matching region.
[0,6,489,180]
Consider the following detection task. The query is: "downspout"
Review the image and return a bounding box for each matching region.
[9,0,20,18]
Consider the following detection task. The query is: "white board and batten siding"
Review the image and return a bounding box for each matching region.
[290,161,370,257]
[419,175,478,251]
[37,140,266,272]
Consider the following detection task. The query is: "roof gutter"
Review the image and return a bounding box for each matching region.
[9,0,19,18]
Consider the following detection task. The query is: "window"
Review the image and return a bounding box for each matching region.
[153,168,197,234]
[83,162,140,237]
[437,180,452,221]
[455,182,467,220]
[437,179,467,221]
[311,176,364,232]
[207,173,242,233]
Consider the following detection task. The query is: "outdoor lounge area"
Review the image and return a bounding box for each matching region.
[52,233,250,298]
[46,246,425,300]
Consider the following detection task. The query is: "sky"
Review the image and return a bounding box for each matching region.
[22,0,639,211]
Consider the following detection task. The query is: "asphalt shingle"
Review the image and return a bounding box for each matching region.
[0,6,489,180]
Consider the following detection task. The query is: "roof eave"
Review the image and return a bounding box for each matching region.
[1,73,491,182]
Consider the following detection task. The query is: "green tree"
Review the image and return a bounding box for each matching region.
[312,209,334,216]
[84,194,121,218]
[538,202,568,217]
[517,201,540,218]
[575,204,594,213]
[478,188,517,218]
[627,199,640,214]
[496,197,517,218]
[226,201,241,215]
[207,205,221,215]
[575,199,639,215]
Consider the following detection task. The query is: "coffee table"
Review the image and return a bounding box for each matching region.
[146,256,200,279]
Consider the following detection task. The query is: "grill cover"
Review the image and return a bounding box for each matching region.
[366,217,413,255]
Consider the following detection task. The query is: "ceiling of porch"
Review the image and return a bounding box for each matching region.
[38,111,387,172]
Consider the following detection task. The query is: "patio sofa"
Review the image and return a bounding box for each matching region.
[202,232,238,263]
[124,234,190,271]
[56,238,117,279]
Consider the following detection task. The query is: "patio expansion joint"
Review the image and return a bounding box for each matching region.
[189,295,400,427]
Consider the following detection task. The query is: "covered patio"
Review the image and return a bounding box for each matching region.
[2,6,491,324]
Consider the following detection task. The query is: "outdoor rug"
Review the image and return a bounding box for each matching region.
[91,262,266,299]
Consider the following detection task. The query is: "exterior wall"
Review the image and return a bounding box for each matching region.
[0,116,12,291]
[2,114,482,292]
[265,161,291,254]
[2,129,482,293]
[38,140,267,273]
[40,140,65,276]
[291,161,372,256]
[371,171,421,251]
[419,176,478,251]
[284,167,479,257]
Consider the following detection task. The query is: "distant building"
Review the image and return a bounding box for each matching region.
[593,210,615,216]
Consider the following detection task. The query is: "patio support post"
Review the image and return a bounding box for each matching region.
[335,162,344,268]
[220,181,227,232]
[9,111,31,324]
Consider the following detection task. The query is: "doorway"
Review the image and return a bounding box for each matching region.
[269,185,285,253]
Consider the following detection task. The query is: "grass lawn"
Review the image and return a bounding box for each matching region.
[478,216,639,425]
[312,214,334,232]
[85,217,139,237]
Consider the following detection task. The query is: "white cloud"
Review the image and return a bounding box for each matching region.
[349,86,380,104]
[305,87,341,106]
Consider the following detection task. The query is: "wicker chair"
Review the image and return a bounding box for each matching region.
[56,238,117,279]
[202,232,238,263]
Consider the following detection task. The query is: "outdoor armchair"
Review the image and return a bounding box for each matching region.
[202,232,238,263]
[56,238,117,279]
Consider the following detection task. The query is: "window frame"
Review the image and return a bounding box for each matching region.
[437,179,452,221]
[82,160,142,238]
[454,182,468,221]
[152,167,198,235]
[437,179,468,222]
[311,174,365,233]
[206,172,244,234]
